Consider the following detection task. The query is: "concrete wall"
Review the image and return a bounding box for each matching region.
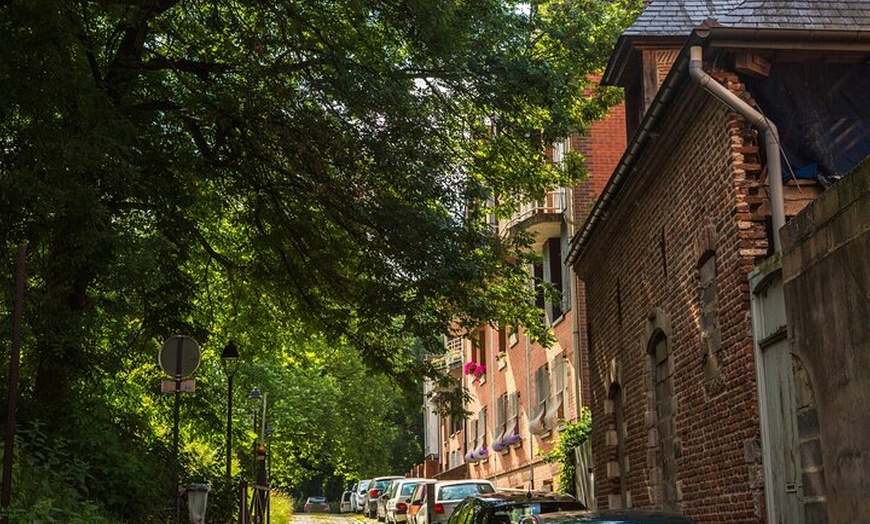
[781,161,870,524]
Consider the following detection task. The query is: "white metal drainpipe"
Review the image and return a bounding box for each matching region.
[689,45,785,252]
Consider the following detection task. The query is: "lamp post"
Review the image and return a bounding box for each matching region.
[221,342,241,481]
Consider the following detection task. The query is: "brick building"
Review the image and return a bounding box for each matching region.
[567,2,870,524]
[421,102,627,496]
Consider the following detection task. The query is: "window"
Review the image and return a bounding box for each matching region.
[478,407,487,450]
[536,229,571,325]
[530,365,550,435]
[650,333,678,510]
[506,392,520,438]
[449,415,463,436]
[493,393,507,447]
[544,355,566,429]
[471,327,488,376]
[698,252,724,397]
[608,383,628,508]
[494,391,522,450]
[544,238,564,322]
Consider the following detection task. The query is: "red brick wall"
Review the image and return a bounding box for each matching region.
[575,75,770,523]
[572,102,627,219]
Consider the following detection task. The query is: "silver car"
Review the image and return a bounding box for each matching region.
[414,479,495,524]
[385,478,428,524]
[365,476,405,518]
[354,479,372,513]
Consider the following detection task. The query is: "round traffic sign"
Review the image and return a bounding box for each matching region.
[159,335,202,378]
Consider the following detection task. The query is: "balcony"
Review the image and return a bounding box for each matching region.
[429,336,463,373]
[501,188,567,246]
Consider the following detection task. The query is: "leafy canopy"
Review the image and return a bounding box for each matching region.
[0,0,640,520]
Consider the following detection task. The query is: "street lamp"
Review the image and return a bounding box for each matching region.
[221,342,240,480]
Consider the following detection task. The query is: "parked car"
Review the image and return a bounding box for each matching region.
[354,479,372,513]
[377,479,400,521]
[518,509,696,524]
[365,476,405,518]
[340,491,353,513]
[408,479,437,524]
[304,496,330,513]
[385,478,428,524]
[350,483,359,511]
[446,491,585,524]
[414,479,495,524]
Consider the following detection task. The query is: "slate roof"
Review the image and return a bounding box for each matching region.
[624,0,870,35]
[623,0,743,36]
[715,1,870,29]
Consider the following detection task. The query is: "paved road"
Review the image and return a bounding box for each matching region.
[288,512,370,524]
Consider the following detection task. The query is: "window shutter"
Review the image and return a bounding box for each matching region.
[547,238,563,320]
[479,407,487,447]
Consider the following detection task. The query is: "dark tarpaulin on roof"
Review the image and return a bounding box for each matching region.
[743,63,870,186]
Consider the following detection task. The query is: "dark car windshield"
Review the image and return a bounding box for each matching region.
[308,497,327,504]
[373,479,394,490]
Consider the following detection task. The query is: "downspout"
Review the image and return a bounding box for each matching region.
[566,188,583,419]
[688,45,785,252]
[525,333,535,490]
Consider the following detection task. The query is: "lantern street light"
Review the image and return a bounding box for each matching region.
[221,342,240,480]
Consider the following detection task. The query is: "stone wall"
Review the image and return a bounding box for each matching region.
[781,161,870,524]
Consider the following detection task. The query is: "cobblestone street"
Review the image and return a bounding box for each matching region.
[286,513,369,524]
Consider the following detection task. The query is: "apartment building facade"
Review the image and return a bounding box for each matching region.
[421,102,627,494]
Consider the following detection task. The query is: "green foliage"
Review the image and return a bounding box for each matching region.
[0,0,639,519]
[269,490,295,522]
[2,422,122,524]
[541,407,592,495]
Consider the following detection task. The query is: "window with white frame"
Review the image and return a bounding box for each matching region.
[505,391,520,441]
[493,393,507,446]
[530,365,550,435]
[544,354,566,430]
[478,407,487,450]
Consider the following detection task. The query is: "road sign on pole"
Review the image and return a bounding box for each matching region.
[159,335,202,378]
[161,379,196,393]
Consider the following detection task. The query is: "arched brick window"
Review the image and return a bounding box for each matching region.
[698,251,725,398]
[607,382,628,508]
[648,330,678,511]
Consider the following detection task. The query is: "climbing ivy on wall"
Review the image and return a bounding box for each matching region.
[542,407,592,494]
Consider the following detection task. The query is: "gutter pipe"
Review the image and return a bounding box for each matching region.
[688,45,785,252]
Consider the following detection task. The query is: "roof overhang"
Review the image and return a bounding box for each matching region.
[567,25,870,272]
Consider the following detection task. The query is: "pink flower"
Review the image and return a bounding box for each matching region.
[463,361,479,375]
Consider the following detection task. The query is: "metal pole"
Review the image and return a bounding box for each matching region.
[226,373,234,480]
[1,245,26,524]
[525,334,535,491]
[174,337,183,524]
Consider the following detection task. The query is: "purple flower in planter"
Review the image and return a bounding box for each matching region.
[504,433,522,446]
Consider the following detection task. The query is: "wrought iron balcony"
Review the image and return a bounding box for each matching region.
[501,188,567,243]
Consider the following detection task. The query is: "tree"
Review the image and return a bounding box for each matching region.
[0,0,640,519]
